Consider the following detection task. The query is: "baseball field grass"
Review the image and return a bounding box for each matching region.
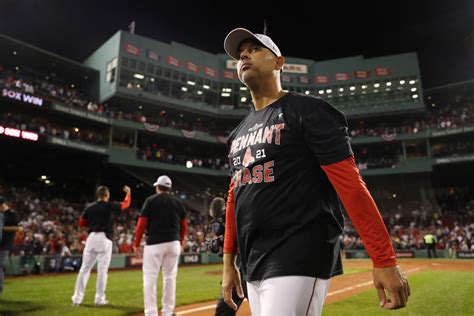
[323,270,474,316]
[0,265,222,315]
[0,260,473,315]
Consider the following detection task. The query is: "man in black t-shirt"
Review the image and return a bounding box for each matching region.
[210,197,248,316]
[0,195,20,294]
[71,185,131,306]
[221,28,410,315]
[133,175,187,316]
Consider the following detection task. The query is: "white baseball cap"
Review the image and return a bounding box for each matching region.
[224,28,282,60]
[153,175,172,188]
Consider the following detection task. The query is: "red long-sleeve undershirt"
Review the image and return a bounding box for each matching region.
[180,218,188,245]
[223,157,397,268]
[134,216,148,247]
[120,192,131,210]
[321,156,397,268]
[79,216,88,227]
[133,217,188,247]
[223,178,238,254]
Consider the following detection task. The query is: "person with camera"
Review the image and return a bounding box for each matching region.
[207,197,226,257]
[208,197,247,316]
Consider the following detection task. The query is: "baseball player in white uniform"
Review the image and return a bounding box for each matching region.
[71,185,131,306]
[133,175,188,316]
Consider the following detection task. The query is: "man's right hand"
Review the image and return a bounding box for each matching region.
[132,245,142,257]
[222,254,244,310]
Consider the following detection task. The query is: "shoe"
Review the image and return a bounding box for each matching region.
[94,300,109,306]
[71,298,81,306]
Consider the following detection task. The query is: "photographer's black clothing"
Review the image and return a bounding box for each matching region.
[215,283,247,316]
[208,218,225,255]
[210,218,225,236]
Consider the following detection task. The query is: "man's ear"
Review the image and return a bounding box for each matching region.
[275,56,285,71]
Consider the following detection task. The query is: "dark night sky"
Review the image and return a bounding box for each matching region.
[0,0,473,88]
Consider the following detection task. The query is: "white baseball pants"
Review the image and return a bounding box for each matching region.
[143,240,181,316]
[71,232,113,304]
[247,276,330,316]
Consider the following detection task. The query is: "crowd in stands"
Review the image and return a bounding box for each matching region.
[3,67,474,174]
[3,67,474,142]
[0,68,235,136]
[0,185,215,268]
[348,98,473,139]
[342,194,474,255]
[354,146,400,170]
[432,140,474,158]
[349,120,429,139]
[0,112,107,146]
[347,93,474,139]
[1,182,472,276]
[1,69,103,113]
[427,96,474,129]
[137,146,228,170]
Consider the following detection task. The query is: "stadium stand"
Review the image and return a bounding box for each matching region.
[1,30,473,274]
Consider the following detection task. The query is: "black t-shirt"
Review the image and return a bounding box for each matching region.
[82,201,121,240]
[227,92,353,281]
[140,193,187,245]
[0,209,20,251]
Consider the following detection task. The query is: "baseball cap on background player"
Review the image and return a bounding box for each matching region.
[224,27,282,60]
[153,175,172,188]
